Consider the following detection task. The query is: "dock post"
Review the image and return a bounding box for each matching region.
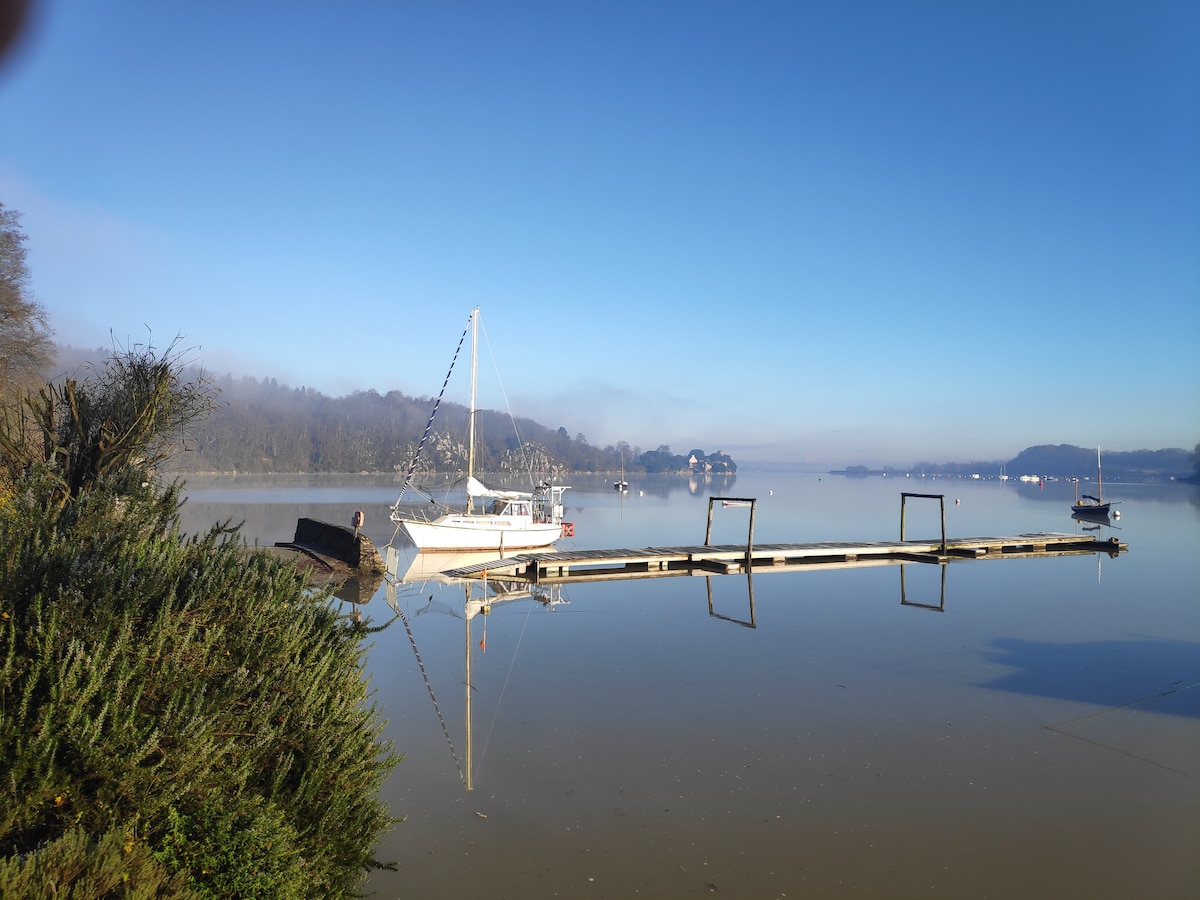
[940,499,946,553]
[900,492,947,552]
[706,498,757,557]
[745,498,757,569]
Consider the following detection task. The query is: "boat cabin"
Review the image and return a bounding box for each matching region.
[487,498,531,519]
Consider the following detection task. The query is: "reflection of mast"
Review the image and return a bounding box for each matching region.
[387,580,467,787]
[464,582,474,791]
[391,565,566,793]
[463,574,492,792]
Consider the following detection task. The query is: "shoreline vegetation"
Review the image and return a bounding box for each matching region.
[1,345,399,897]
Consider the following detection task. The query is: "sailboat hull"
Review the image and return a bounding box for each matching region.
[398,515,564,552]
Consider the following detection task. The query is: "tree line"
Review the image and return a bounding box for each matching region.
[48,352,738,478]
[844,443,1197,481]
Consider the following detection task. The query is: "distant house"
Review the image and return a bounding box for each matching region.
[687,450,736,475]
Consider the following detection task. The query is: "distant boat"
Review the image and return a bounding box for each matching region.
[1072,446,1116,516]
[388,308,571,553]
[614,449,629,493]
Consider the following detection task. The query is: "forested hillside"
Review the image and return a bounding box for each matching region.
[899,444,1195,480]
[51,349,736,476]
[1005,444,1193,480]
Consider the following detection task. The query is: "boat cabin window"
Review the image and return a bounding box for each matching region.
[489,500,530,517]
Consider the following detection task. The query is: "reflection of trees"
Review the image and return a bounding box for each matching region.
[1186,486,1200,520]
[640,474,738,498]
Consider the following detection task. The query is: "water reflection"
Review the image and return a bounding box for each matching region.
[386,550,567,791]
[704,574,756,628]
[899,563,947,611]
[1071,508,1118,530]
[331,574,385,623]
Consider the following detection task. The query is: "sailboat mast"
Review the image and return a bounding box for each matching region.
[466,307,479,515]
[1097,445,1102,502]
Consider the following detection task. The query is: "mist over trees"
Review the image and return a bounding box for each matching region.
[52,346,737,477]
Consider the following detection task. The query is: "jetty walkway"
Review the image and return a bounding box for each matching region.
[442,532,1125,585]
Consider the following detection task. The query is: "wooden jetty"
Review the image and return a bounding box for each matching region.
[411,495,1128,586]
[441,531,1126,585]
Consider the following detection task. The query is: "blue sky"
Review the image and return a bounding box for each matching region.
[1,1,1197,466]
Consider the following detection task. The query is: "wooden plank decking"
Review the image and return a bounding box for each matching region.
[440,532,1127,584]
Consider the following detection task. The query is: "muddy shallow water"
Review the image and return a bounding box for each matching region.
[178,471,1200,898]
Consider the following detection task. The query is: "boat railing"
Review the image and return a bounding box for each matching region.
[389,503,448,526]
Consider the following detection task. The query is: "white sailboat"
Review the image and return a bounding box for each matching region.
[388,308,571,553]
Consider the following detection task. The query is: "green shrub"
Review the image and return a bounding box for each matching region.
[0,469,400,897]
[0,823,195,899]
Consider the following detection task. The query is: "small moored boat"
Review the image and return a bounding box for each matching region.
[1072,446,1117,517]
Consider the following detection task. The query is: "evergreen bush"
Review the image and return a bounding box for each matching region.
[0,345,400,897]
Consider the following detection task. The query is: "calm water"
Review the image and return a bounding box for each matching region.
[178,470,1200,899]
